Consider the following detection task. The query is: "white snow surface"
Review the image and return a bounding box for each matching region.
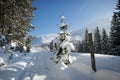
[60,40,75,51]
[0,46,120,80]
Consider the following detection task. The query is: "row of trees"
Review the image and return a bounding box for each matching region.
[78,27,108,54]
[78,0,120,56]
[0,0,35,44]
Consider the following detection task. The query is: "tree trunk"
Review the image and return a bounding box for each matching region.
[88,33,97,72]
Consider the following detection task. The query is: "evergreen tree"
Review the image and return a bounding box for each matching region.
[84,28,89,53]
[0,0,36,44]
[109,0,120,56]
[52,16,74,65]
[101,28,108,54]
[94,27,101,54]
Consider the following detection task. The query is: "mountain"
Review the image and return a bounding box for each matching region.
[32,18,111,46]
[71,18,111,40]
[31,34,57,46]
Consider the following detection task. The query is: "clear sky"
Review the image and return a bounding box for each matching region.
[30,0,117,36]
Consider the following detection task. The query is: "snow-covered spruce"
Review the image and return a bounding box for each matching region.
[50,16,75,65]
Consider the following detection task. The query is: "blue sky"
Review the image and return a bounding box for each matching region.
[31,0,117,36]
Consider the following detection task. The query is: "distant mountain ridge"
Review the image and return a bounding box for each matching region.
[31,34,57,46]
[31,18,111,46]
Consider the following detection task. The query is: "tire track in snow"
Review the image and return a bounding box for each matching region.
[16,48,54,80]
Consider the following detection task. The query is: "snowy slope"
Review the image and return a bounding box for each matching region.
[0,46,120,80]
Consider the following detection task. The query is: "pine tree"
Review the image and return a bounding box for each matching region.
[84,28,89,53]
[101,28,108,54]
[94,27,101,54]
[0,0,35,44]
[109,0,120,56]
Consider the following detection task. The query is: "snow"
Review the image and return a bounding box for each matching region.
[61,16,65,19]
[0,58,5,66]
[0,46,120,80]
[33,75,46,80]
[93,70,120,80]
[60,40,75,51]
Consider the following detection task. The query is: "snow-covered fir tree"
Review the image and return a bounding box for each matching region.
[94,27,101,54]
[51,16,74,65]
[101,28,109,54]
[83,28,89,53]
[109,0,120,56]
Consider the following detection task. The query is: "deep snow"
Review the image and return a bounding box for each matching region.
[0,46,120,80]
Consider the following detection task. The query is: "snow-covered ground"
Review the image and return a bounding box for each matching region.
[0,46,120,80]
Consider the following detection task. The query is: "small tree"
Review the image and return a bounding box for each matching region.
[52,16,74,65]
